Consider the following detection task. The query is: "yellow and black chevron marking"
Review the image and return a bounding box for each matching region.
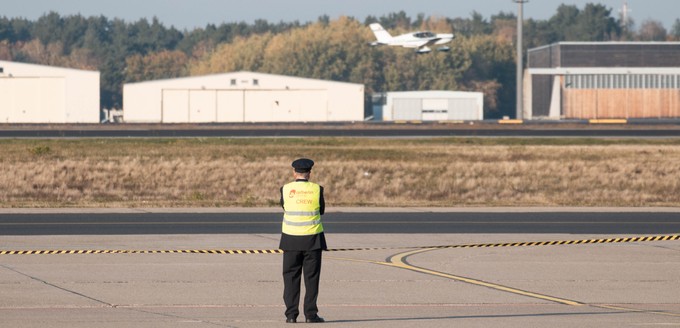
[0,249,283,256]
[1,234,678,256]
[420,234,680,250]
[328,234,680,252]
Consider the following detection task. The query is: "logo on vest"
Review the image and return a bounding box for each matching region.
[288,190,296,198]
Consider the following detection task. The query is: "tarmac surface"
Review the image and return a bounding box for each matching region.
[2,122,680,138]
[3,208,680,235]
[1,208,679,327]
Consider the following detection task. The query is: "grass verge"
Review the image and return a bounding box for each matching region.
[1,137,679,207]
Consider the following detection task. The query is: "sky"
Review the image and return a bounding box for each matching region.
[2,0,678,31]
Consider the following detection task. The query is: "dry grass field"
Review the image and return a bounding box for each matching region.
[1,137,680,208]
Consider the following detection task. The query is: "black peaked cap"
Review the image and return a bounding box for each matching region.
[292,158,314,173]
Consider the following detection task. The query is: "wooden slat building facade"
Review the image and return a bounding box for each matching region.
[525,42,680,120]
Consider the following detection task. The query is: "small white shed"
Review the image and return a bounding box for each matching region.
[123,71,365,123]
[0,60,100,123]
[381,91,484,121]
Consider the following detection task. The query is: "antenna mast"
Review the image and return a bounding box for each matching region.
[620,1,632,30]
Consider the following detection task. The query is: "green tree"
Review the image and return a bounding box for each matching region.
[379,11,412,30]
[59,14,88,53]
[575,3,620,41]
[32,12,63,48]
[450,11,492,37]
[524,18,558,49]
[550,4,580,40]
[550,3,620,41]
[456,35,514,118]
[672,19,680,40]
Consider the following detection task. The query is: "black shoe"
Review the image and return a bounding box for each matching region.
[305,316,325,323]
[286,317,297,323]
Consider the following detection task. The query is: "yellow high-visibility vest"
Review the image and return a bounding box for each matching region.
[282,181,323,236]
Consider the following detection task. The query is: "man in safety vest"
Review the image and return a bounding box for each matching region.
[279,158,326,323]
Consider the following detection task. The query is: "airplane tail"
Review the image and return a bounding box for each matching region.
[369,23,392,44]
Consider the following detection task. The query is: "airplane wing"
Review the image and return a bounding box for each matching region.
[422,38,442,47]
[404,38,441,49]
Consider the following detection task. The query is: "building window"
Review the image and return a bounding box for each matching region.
[253,79,259,86]
[565,73,680,89]
[230,79,236,86]
[0,67,3,73]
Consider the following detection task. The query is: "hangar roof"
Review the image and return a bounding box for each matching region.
[124,71,363,89]
[0,60,99,77]
[382,90,483,98]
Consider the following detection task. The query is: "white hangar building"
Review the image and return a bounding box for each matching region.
[0,60,100,123]
[379,91,484,121]
[123,71,365,123]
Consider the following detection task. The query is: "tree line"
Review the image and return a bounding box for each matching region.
[1,3,679,119]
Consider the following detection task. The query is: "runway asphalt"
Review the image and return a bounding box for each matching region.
[2,123,680,138]
[1,208,679,327]
[2,207,680,235]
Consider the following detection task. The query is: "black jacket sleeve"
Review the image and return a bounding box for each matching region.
[319,186,325,215]
[280,186,284,209]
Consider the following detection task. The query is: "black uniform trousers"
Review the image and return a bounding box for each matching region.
[282,249,323,319]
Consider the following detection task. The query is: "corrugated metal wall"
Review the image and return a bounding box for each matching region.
[531,75,553,117]
[160,89,328,123]
[389,95,483,121]
[563,89,680,119]
[560,44,680,68]
[392,98,422,120]
[448,98,479,120]
[529,43,680,68]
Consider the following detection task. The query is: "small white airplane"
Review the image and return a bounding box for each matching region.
[369,23,454,54]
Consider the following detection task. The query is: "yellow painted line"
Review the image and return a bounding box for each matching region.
[330,249,582,306]
[386,248,584,306]
[393,120,422,124]
[589,119,627,124]
[330,252,680,318]
[438,120,465,124]
[498,119,523,124]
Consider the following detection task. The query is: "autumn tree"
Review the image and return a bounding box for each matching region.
[190,32,273,74]
[638,19,667,41]
[125,50,189,83]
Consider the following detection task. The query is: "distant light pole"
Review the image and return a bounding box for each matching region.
[513,0,528,120]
